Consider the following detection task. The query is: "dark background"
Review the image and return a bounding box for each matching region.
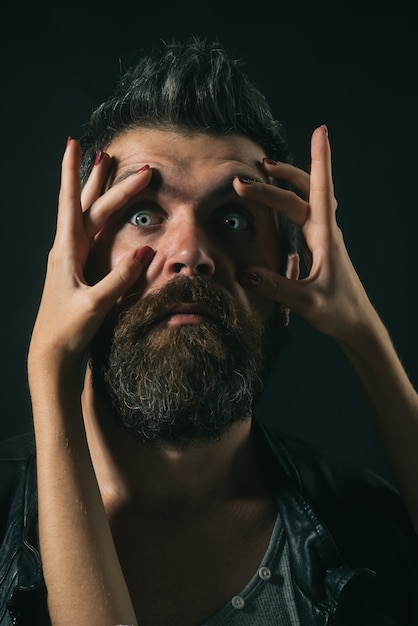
[1,1,417,482]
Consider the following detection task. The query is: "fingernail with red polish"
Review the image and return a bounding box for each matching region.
[263,157,279,165]
[239,271,260,287]
[95,149,103,166]
[135,164,150,174]
[134,246,154,264]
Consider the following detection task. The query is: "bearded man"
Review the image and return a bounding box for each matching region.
[1,37,417,626]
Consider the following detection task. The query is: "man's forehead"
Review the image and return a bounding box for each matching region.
[107,129,267,188]
[145,169,265,201]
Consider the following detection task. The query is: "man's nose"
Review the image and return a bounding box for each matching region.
[163,219,216,278]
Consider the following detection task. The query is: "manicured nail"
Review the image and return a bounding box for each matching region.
[239,271,260,287]
[321,124,328,136]
[135,164,150,174]
[237,176,255,184]
[95,149,103,166]
[66,136,72,148]
[263,157,279,165]
[134,246,154,264]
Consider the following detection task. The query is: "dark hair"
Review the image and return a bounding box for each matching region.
[79,36,300,256]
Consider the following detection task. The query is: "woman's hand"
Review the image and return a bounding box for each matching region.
[28,139,154,370]
[235,124,378,345]
[236,125,418,533]
[28,139,144,625]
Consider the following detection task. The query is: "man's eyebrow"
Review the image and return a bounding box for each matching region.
[112,170,141,186]
[111,170,264,196]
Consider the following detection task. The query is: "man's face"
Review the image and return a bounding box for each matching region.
[88,129,286,446]
[89,128,282,320]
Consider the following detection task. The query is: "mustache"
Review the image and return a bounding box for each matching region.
[118,275,245,333]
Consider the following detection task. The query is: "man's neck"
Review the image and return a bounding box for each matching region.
[81,369,267,516]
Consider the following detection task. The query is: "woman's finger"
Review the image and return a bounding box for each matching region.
[309,125,337,219]
[262,158,311,200]
[80,150,113,211]
[239,265,311,316]
[55,139,83,245]
[88,246,155,314]
[82,165,152,239]
[233,176,310,226]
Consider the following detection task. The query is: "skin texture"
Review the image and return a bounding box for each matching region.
[27,126,418,626]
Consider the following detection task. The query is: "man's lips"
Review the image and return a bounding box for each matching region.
[160,303,216,326]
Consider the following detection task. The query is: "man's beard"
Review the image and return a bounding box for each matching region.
[88,276,282,448]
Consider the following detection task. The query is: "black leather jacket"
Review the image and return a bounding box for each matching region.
[1,421,417,625]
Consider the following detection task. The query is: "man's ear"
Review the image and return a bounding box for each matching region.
[286,253,300,280]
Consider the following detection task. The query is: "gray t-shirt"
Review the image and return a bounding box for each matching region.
[201,509,301,625]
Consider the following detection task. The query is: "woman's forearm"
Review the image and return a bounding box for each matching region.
[29,359,137,626]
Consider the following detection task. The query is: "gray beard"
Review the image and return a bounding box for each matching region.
[88,276,276,448]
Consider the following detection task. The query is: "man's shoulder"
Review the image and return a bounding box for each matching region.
[0,431,37,537]
[255,421,418,622]
[0,431,36,461]
[254,419,412,536]
[256,419,396,496]
[0,433,43,626]
[256,419,418,559]
[0,432,36,511]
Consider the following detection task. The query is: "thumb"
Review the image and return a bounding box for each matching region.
[239,266,311,317]
[91,246,155,313]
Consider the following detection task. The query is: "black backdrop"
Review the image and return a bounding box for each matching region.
[1,1,417,482]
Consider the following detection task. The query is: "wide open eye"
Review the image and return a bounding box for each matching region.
[129,207,164,228]
[223,211,250,231]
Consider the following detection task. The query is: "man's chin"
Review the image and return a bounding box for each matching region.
[127,418,250,450]
[89,275,271,447]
